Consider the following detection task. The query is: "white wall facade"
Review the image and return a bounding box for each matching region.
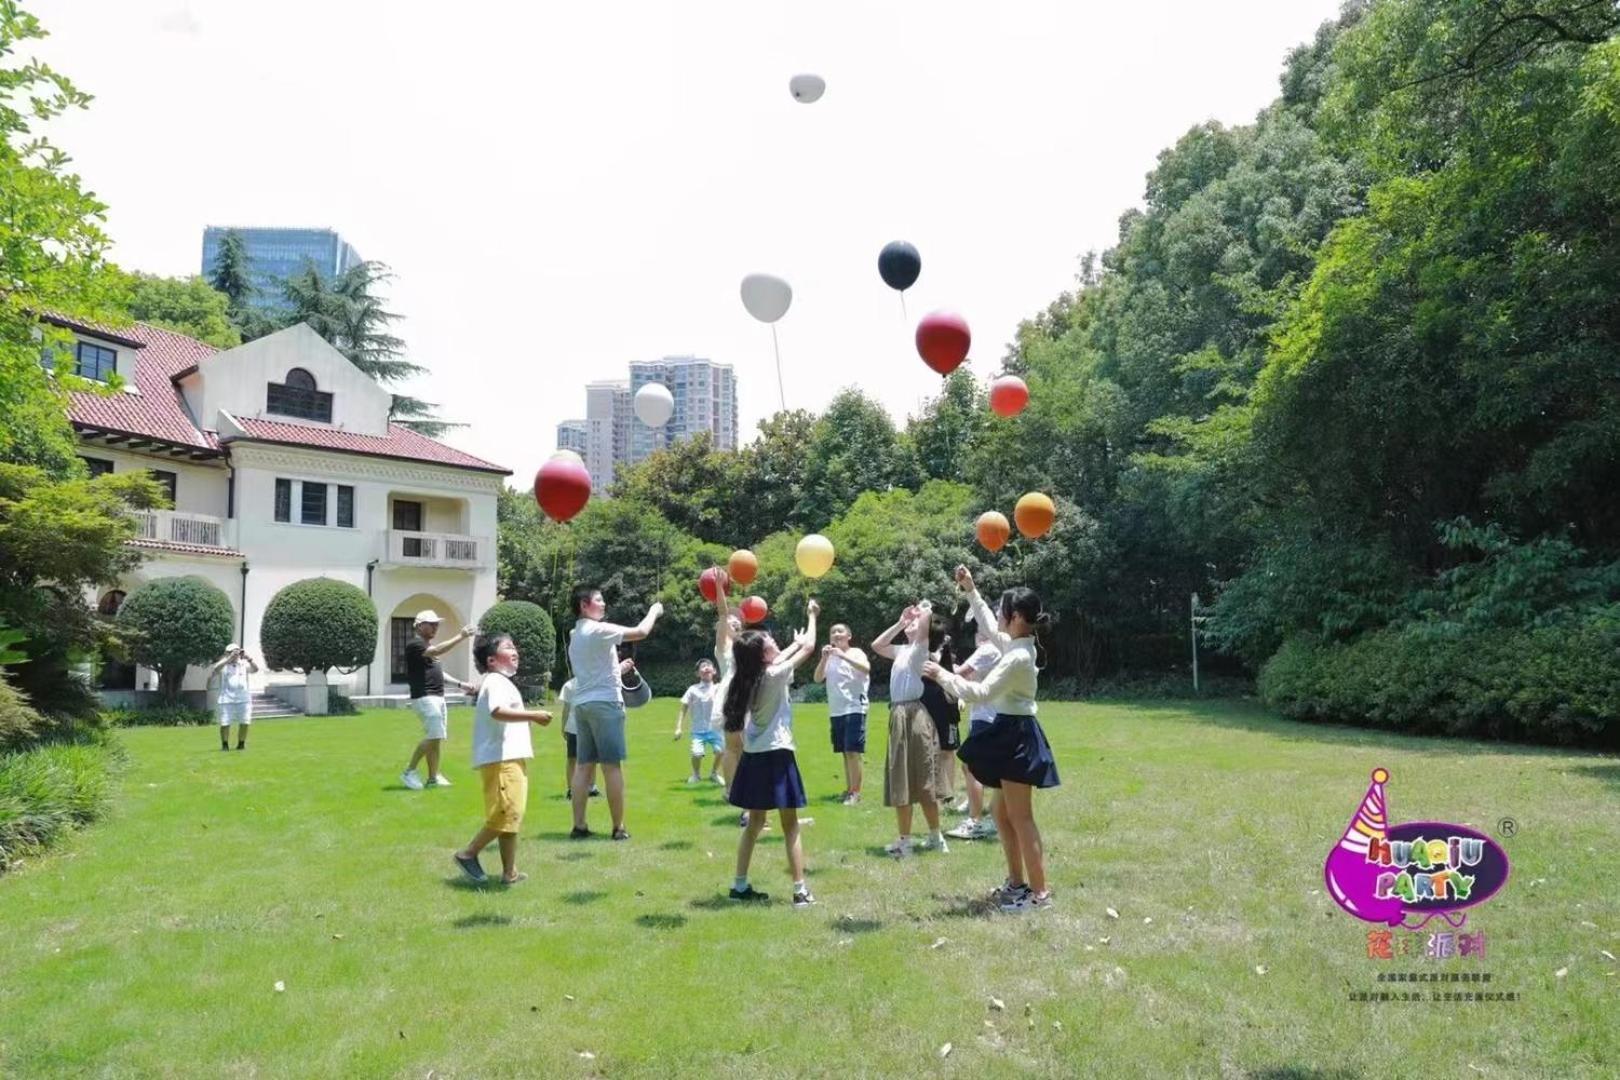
[194,324,394,437]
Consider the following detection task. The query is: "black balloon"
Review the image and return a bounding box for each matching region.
[878,241,921,292]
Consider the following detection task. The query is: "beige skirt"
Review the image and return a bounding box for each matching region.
[884,700,941,807]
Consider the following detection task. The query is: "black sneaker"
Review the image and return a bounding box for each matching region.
[729,885,769,902]
[235,744,246,751]
[569,826,591,840]
[588,786,602,798]
[611,827,630,841]
[792,891,816,908]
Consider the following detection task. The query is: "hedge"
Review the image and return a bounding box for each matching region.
[0,737,122,875]
[261,578,377,675]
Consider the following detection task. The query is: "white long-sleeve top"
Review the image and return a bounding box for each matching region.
[931,589,1038,717]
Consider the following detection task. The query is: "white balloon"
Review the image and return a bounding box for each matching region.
[740,273,793,324]
[789,73,825,104]
[550,449,585,467]
[634,382,675,428]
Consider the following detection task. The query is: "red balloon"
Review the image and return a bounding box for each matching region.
[989,375,1029,417]
[533,456,591,523]
[699,567,730,603]
[915,311,971,376]
[739,596,769,624]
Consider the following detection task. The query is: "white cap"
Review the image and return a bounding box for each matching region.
[226,643,241,652]
[414,609,442,625]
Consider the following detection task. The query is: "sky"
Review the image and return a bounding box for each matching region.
[34,0,1345,484]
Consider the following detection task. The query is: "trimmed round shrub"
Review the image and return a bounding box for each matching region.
[476,600,555,696]
[117,577,235,701]
[261,578,377,675]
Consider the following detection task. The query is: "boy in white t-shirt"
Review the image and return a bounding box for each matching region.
[452,634,551,886]
[557,677,602,800]
[674,659,724,784]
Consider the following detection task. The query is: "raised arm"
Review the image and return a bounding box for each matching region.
[953,567,1010,653]
[619,601,665,644]
[814,647,831,683]
[837,647,870,674]
[870,607,913,660]
[926,650,1021,705]
[425,625,476,659]
[491,703,552,725]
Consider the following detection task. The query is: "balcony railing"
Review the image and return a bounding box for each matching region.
[385,530,486,569]
[131,510,227,549]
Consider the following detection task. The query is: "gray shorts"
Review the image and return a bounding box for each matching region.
[574,700,628,765]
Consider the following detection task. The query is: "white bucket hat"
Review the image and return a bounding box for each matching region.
[413,609,442,625]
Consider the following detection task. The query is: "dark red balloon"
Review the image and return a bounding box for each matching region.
[699,567,730,603]
[739,596,769,624]
[533,456,592,523]
[916,311,971,376]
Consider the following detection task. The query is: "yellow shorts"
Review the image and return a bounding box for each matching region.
[480,760,528,833]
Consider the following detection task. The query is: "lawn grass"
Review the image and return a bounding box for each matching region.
[0,698,1616,1078]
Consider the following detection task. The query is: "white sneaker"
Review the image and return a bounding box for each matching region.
[999,889,1052,914]
[401,770,425,791]
[951,797,971,815]
[946,819,979,840]
[687,776,700,785]
[711,774,725,785]
[429,774,452,787]
[917,834,949,854]
[885,838,912,858]
[969,818,999,840]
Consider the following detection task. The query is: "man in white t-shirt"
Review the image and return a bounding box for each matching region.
[814,624,871,805]
[674,660,723,784]
[567,585,663,841]
[452,633,551,886]
[209,645,259,752]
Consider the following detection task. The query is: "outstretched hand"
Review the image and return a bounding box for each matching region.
[807,599,820,618]
[954,565,975,593]
[922,661,943,681]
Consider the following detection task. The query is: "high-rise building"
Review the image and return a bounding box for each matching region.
[627,356,738,464]
[556,420,588,457]
[200,227,364,309]
[584,381,629,494]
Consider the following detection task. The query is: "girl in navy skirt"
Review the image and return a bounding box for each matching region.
[924,567,1058,913]
[724,600,820,906]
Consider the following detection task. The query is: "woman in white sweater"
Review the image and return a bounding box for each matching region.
[924,566,1060,913]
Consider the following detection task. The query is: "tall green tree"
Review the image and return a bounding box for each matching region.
[115,271,241,349]
[611,432,749,547]
[906,370,987,482]
[799,389,917,527]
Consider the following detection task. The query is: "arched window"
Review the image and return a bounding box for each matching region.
[267,367,333,422]
[98,590,126,616]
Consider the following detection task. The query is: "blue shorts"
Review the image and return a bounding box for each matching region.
[574,700,628,765]
[690,729,724,756]
[830,712,867,754]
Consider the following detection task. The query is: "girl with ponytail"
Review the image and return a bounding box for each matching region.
[924,567,1059,913]
[725,601,820,906]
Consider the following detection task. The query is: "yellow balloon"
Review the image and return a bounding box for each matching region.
[795,533,835,579]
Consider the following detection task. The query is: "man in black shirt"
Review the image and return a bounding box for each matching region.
[401,609,477,791]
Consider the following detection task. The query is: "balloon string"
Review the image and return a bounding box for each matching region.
[899,291,909,323]
[771,324,786,411]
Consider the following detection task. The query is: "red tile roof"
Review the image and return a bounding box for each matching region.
[65,322,221,452]
[227,417,509,474]
[127,538,245,559]
[58,318,508,474]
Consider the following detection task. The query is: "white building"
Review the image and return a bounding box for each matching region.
[627,356,738,462]
[556,419,587,457]
[583,380,628,494]
[56,316,509,709]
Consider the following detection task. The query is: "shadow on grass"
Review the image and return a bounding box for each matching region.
[443,878,489,893]
[830,916,882,934]
[635,913,688,930]
[1571,763,1620,790]
[452,912,512,929]
[563,890,608,905]
[535,831,598,844]
[659,840,695,851]
[929,893,995,920]
[1149,698,1615,761]
[1247,1070,1362,1080]
[689,895,735,911]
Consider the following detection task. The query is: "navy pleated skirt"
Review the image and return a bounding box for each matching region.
[958,713,1060,790]
[728,748,808,810]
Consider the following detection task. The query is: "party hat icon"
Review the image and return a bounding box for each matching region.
[1323,767,1406,926]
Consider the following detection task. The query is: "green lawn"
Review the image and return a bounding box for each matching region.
[0,699,1616,1078]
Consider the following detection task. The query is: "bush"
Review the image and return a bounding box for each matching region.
[327,691,358,716]
[0,737,122,875]
[103,704,212,728]
[117,577,235,702]
[261,578,377,675]
[1259,604,1620,748]
[0,670,41,751]
[477,600,555,696]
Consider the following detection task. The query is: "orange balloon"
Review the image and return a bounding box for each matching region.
[1014,492,1055,539]
[975,511,1011,552]
[727,549,758,586]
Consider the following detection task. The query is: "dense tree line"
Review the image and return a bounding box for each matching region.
[499,1,1620,743]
